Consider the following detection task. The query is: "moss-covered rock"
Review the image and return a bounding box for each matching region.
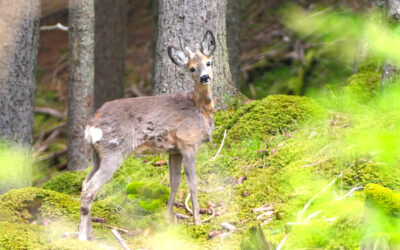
[41,170,88,196]
[214,95,319,143]
[345,69,381,99]
[0,187,118,225]
[0,222,48,249]
[0,222,110,249]
[365,183,400,216]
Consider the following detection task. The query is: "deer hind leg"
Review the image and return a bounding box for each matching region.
[166,153,183,221]
[79,152,124,240]
[182,150,201,225]
[83,150,100,187]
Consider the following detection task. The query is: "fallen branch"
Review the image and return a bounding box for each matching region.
[175,213,190,220]
[105,225,129,234]
[40,23,68,31]
[91,217,107,223]
[212,129,227,161]
[221,222,236,232]
[34,107,65,120]
[256,211,274,221]
[111,229,130,250]
[153,160,167,166]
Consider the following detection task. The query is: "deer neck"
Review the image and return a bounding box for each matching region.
[193,82,214,118]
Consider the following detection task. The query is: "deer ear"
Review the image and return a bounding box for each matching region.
[201,31,216,57]
[168,46,189,66]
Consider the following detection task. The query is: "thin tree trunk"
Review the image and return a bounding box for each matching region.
[67,0,95,170]
[152,0,241,109]
[381,0,400,85]
[226,0,241,87]
[0,0,40,192]
[94,0,126,110]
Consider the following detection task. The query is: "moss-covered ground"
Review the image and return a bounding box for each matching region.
[3,71,400,249]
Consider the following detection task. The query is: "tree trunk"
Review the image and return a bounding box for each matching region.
[226,0,241,87]
[94,0,126,110]
[67,0,95,170]
[387,0,400,19]
[0,0,40,146]
[0,0,40,192]
[381,0,400,85]
[152,0,241,109]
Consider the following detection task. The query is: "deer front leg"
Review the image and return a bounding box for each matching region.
[182,151,201,225]
[166,153,183,221]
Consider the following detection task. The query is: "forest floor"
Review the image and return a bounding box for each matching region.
[3,0,399,249]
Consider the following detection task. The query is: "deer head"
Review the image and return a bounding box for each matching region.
[168,31,216,86]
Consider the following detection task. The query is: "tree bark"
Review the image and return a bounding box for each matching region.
[381,0,400,85]
[0,0,40,192]
[0,0,40,146]
[67,0,95,170]
[152,0,241,109]
[94,0,126,110]
[226,0,241,87]
[387,0,400,19]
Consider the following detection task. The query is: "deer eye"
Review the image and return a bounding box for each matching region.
[190,67,195,72]
[206,62,211,67]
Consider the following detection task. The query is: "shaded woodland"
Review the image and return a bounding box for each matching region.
[1,0,400,249]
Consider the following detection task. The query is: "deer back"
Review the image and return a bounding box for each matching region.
[86,91,213,156]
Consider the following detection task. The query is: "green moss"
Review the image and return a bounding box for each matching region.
[0,187,118,225]
[365,184,400,216]
[0,222,47,249]
[126,181,169,212]
[0,222,110,249]
[215,95,319,143]
[41,170,88,196]
[346,69,381,99]
[363,184,400,248]
[0,187,80,224]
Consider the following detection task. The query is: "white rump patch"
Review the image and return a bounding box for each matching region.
[84,125,103,143]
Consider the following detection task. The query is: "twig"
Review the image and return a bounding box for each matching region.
[185,193,193,214]
[111,229,130,250]
[276,234,289,250]
[212,129,227,161]
[35,148,67,162]
[297,177,337,223]
[34,107,65,120]
[303,210,323,223]
[40,23,68,31]
[33,130,61,158]
[334,186,363,201]
[34,123,66,142]
[201,207,215,223]
[301,159,328,168]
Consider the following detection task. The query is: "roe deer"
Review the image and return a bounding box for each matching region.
[79,31,216,240]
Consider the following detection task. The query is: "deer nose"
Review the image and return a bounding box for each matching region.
[200,75,210,84]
